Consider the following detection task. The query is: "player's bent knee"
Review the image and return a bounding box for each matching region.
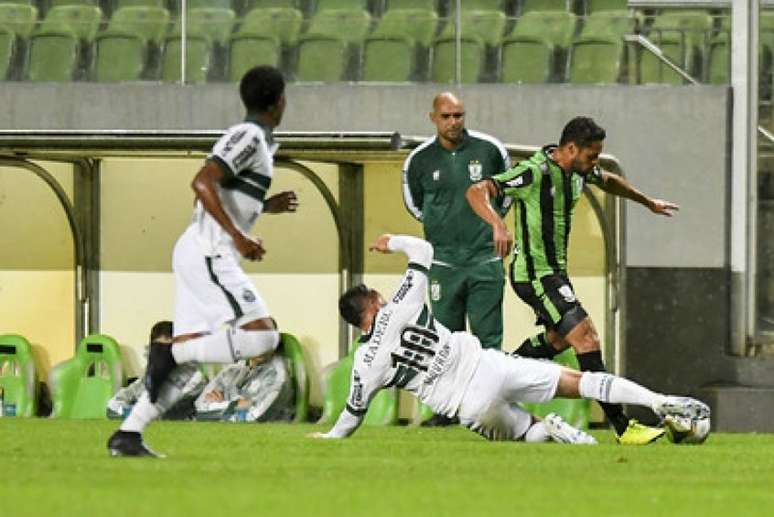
[555,368,582,398]
[231,327,280,360]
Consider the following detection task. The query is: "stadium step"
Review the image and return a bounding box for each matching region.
[700,383,774,432]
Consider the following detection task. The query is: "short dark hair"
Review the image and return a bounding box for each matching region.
[559,116,606,148]
[339,284,371,327]
[239,66,285,113]
[149,320,173,343]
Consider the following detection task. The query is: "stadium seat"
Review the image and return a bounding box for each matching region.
[637,31,688,85]
[314,0,367,12]
[360,33,414,81]
[93,30,146,81]
[373,8,437,48]
[173,7,235,47]
[319,340,399,427]
[49,334,125,419]
[49,0,97,7]
[227,32,280,81]
[244,0,298,10]
[585,0,628,12]
[278,333,309,423]
[41,5,102,42]
[0,27,12,79]
[0,334,37,417]
[569,37,623,83]
[500,35,553,83]
[26,28,78,81]
[161,33,211,83]
[0,3,38,39]
[437,8,506,48]
[295,33,348,81]
[522,348,590,429]
[509,10,577,50]
[115,0,165,9]
[384,0,434,10]
[578,10,637,41]
[305,8,371,44]
[239,7,303,46]
[430,34,484,83]
[520,0,567,14]
[108,6,170,46]
[640,9,712,83]
[706,32,728,85]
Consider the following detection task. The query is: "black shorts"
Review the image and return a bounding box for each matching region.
[509,272,588,337]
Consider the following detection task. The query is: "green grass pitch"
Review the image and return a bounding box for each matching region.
[1,419,773,517]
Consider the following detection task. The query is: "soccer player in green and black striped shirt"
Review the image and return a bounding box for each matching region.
[466,116,679,445]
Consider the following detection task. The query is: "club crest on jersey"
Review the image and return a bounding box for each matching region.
[468,160,483,181]
[432,170,440,181]
[242,289,256,303]
[558,285,576,303]
[430,280,441,301]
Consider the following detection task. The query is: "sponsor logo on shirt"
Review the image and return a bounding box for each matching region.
[430,280,441,302]
[363,309,392,365]
[232,136,260,171]
[223,130,247,154]
[242,289,256,303]
[468,160,483,182]
[558,284,576,303]
[392,271,414,303]
[423,343,451,387]
[352,370,364,406]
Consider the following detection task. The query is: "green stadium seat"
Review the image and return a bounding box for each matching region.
[42,5,102,42]
[638,32,687,85]
[460,0,503,10]
[49,334,125,419]
[227,32,280,81]
[306,8,371,44]
[500,35,553,83]
[706,35,727,85]
[0,27,13,79]
[94,30,146,81]
[319,340,399,427]
[314,0,367,12]
[385,0,433,10]
[173,7,235,47]
[295,33,348,81]
[244,0,298,10]
[510,10,577,49]
[0,334,37,417]
[585,0,628,12]
[431,34,484,83]
[361,33,414,81]
[278,333,309,423]
[522,348,590,430]
[109,6,170,45]
[161,33,211,83]
[49,0,97,6]
[437,8,506,47]
[239,6,303,45]
[569,37,623,83]
[0,3,38,39]
[26,28,78,81]
[115,0,165,8]
[579,10,637,41]
[373,8,437,48]
[520,0,567,14]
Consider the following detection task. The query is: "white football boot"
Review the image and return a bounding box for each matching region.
[543,413,597,445]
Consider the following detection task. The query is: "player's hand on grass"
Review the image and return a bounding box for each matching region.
[234,233,266,261]
[204,390,225,402]
[649,198,679,217]
[264,191,298,214]
[492,223,513,258]
[369,234,393,254]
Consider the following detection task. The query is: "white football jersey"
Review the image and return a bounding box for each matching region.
[190,121,279,256]
[326,236,483,438]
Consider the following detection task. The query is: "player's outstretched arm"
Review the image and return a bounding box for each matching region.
[370,234,433,269]
[192,160,267,260]
[465,181,513,257]
[598,171,679,217]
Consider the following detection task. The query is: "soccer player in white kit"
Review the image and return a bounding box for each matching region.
[108,65,297,457]
[312,234,710,443]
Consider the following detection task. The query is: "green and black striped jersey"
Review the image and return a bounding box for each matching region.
[491,145,603,282]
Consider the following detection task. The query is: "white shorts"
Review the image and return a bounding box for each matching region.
[172,227,270,337]
[457,349,562,441]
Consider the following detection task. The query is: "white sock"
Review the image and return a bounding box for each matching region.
[579,371,661,408]
[171,327,279,364]
[119,378,185,433]
[524,421,550,443]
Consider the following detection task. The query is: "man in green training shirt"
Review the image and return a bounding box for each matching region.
[403,92,511,426]
[466,116,679,445]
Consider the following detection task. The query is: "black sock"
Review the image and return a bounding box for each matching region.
[513,332,559,359]
[576,350,630,436]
